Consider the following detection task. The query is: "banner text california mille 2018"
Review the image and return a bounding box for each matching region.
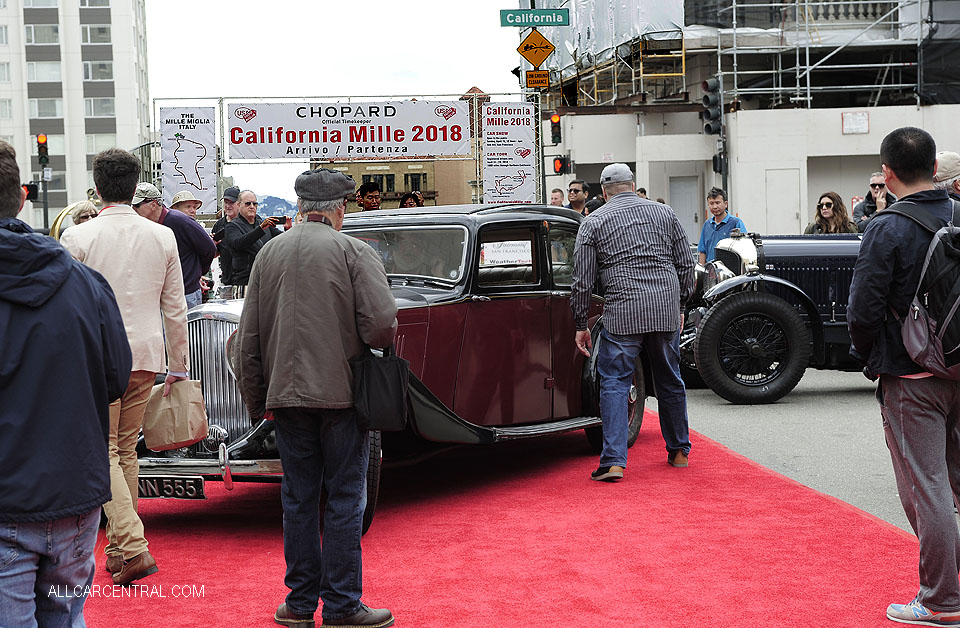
[227,101,472,160]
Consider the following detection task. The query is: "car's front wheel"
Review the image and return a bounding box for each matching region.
[694,291,810,404]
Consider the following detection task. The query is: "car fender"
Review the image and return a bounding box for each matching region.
[703,274,825,364]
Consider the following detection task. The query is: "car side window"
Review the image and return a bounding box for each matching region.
[477,227,539,288]
[548,228,576,288]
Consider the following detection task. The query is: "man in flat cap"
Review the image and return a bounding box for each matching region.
[933,150,960,203]
[235,168,397,628]
[571,163,695,481]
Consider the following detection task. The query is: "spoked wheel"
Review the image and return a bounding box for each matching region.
[695,292,810,404]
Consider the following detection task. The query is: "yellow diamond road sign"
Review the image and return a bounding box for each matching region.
[517,29,555,69]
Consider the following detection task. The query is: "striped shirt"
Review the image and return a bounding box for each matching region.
[571,192,696,334]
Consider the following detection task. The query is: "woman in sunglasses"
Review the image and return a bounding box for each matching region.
[803,191,857,234]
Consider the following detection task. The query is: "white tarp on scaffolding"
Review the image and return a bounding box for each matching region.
[518,0,684,77]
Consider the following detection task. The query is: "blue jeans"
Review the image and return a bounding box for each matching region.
[597,328,691,467]
[0,507,100,628]
[185,288,203,309]
[273,407,368,621]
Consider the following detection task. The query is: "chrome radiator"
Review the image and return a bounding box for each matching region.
[188,317,249,443]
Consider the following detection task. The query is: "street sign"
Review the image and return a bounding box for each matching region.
[517,29,555,69]
[42,167,53,181]
[500,9,569,27]
[525,70,549,88]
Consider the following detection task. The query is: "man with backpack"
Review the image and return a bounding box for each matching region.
[848,127,960,626]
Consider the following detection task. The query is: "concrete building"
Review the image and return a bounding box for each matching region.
[532,0,960,241]
[0,0,150,229]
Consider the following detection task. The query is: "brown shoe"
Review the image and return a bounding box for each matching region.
[668,450,689,468]
[321,603,394,627]
[275,603,315,627]
[112,551,158,586]
[105,555,123,574]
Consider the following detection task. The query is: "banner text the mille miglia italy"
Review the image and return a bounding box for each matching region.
[227,101,472,160]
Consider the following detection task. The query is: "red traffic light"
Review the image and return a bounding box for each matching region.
[553,156,570,175]
[550,113,560,124]
[37,133,47,145]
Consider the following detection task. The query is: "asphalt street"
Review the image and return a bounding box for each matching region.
[652,368,914,532]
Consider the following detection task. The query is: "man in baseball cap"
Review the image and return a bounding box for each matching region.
[212,186,241,298]
[234,167,397,628]
[934,150,960,202]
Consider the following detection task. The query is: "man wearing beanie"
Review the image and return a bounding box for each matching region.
[235,168,397,628]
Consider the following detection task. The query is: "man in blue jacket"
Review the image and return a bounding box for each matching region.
[0,141,132,627]
[848,127,960,626]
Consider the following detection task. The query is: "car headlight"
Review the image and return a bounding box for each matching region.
[704,260,735,291]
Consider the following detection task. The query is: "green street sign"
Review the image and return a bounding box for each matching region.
[500,9,569,27]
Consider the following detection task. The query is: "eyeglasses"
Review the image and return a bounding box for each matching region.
[869,183,886,189]
[817,202,834,209]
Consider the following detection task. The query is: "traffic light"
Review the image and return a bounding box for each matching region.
[552,156,570,175]
[701,76,722,135]
[550,113,561,144]
[22,182,38,201]
[37,133,49,165]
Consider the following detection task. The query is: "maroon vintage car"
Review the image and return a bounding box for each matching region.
[137,204,650,531]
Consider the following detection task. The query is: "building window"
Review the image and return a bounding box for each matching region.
[0,26,9,46]
[32,171,66,191]
[29,98,62,118]
[81,25,111,44]
[0,100,11,119]
[24,24,59,45]
[82,61,112,81]
[80,0,109,6]
[360,174,396,192]
[85,133,116,153]
[24,0,58,6]
[26,61,61,82]
[31,133,64,154]
[0,62,9,82]
[84,97,114,117]
[405,173,427,192]
[0,136,13,144]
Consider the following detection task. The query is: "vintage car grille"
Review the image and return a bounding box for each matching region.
[188,318,249,444]
[715,248,742,275]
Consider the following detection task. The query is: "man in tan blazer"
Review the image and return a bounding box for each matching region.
[61,149,189,586]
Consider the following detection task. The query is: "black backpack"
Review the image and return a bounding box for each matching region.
[884,198,960,379]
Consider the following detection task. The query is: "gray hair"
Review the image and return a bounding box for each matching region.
[299,198,344,214]
[601,181,634,195]
[870,171,884,179]
[934,176,960,191]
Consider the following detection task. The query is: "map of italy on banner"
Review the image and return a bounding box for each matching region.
[482,103,537,204]
[159,107,217,211]
[226,101,471,160]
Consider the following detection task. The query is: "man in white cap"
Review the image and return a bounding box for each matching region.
[132,183,216,309]
[170,190,202,220]
[933,150,960,203]
[235,169,397,628]
[571,163,695,481]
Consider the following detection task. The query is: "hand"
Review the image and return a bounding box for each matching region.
[259,217,279,230]
[681,312,685,328]
[199,277,210,291]
[575,329,593,357]
[162,373,188,397]
[876,193,887,212]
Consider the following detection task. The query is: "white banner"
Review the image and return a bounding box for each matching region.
[226,101,472,160]
[159,107,218,211]
[482,103,538,204]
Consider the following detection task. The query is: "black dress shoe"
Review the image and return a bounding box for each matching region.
[275,603,315,627]
[322,603,394,627]
[112,551,158,586]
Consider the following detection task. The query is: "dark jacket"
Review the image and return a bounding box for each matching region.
[0,217,132,522]
[803,220,858,234]
[160,208,217,293]
[847,190,954,378]
[223,214,281,286]
[852,189,897,232]
[211,216,234,286]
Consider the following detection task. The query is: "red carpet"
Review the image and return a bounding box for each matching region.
[84,410,921,628]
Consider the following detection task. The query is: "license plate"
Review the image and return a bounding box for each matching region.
[138,475,205,499]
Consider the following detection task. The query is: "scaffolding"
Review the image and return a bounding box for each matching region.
[715,0,925,108]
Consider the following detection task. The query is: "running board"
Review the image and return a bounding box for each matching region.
[491,416,601,442]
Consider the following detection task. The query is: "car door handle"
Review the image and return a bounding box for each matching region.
[471,295,491,302]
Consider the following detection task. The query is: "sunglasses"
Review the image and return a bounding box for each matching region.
[568,188,583,193]
[817,202,834,209]
[869,183,886,189]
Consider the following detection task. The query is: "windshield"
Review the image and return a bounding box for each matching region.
[347,226,468,284]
